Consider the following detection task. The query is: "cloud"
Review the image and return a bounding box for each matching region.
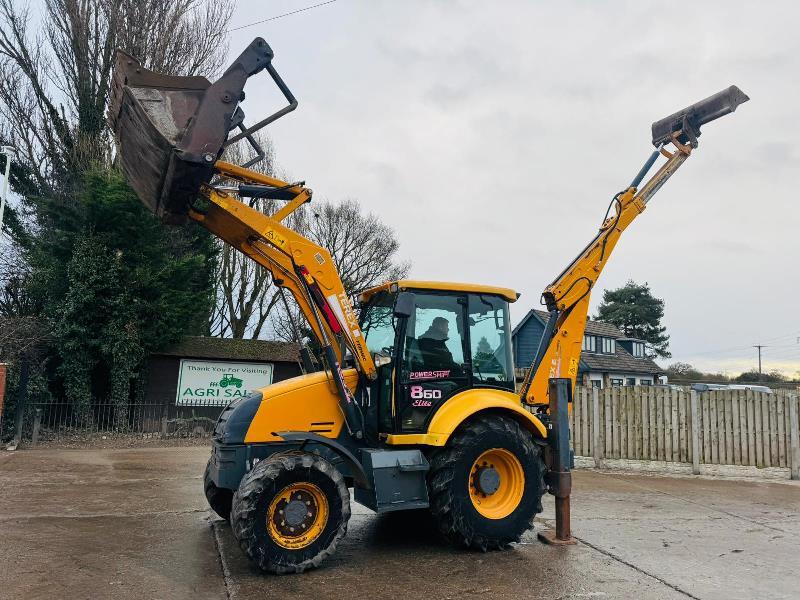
[233,0,799,375]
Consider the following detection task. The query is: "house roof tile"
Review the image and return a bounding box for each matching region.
[580,346,664,375]
[514,309,664,375]
[529,309,621,338]
[155,336,300,363]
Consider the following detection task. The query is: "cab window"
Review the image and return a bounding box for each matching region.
[468,294,514,389]
[361,292,396,355]
[403,293,466,375]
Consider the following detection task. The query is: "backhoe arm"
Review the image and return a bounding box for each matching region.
[520,86,749,406]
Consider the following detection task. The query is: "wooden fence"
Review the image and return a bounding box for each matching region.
[569,386,800,479]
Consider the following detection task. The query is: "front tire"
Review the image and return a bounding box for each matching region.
[428,415,545,551]
[230,452,350,574]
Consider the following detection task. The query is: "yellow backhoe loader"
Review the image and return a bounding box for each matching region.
[108,38,748,574]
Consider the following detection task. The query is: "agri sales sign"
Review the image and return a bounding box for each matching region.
[176,359,273,406]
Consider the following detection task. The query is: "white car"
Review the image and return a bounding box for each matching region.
[726,384,774,394]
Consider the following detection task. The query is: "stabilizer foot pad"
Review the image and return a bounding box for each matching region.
[537,530,577,545]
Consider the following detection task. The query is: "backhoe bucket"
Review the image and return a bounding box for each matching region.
[108,38,296,223]
[651,85,749,148]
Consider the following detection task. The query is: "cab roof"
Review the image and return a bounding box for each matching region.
[359,280,519,304]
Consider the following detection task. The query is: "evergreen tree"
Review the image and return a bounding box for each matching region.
[595,281,671,359]
[34,169,215,416]
[476,336,493,356]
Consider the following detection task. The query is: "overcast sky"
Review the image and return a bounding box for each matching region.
[227,1,798,375]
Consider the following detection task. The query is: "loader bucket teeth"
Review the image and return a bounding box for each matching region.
[107,38,276,223]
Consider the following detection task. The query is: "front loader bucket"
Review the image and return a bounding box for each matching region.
[108,38,296,223]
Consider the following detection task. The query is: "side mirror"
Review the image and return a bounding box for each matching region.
[394,291,415,318]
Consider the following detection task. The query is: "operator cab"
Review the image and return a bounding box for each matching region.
[359,280,518,435]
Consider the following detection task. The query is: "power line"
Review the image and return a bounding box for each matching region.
[758,329,800,344]
[766,342,800,351]
[762,348,800,360]
[227,1,338,33]
[688,328,800,357]
[765,342,800,349]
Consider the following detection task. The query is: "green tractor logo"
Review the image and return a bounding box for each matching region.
[219,373,243,389]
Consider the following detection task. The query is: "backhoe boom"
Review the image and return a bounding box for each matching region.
[520,85,748,406]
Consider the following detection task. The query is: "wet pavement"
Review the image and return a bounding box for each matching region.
[0,447,797,600]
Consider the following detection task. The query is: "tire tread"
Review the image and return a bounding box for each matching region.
[428,415,545,551]
[230,452,350,574]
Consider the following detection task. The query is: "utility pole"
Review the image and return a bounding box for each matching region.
[753,345,766,378]
[0,146,16,237]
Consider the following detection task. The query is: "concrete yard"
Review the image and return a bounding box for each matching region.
[0,447,797,600]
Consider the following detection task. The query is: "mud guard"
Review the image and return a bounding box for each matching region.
[275,431,371,490]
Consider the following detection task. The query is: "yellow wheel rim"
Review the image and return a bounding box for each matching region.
[267,482,329,550]
[468,448,525,520]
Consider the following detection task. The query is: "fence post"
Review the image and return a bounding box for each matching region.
[592,386,603,467]
[790,394,800,481]
[690,390,701,475]
[161,404,169,439]
[31,408,42,447]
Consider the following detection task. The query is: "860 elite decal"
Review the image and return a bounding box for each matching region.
[410,385,441,407]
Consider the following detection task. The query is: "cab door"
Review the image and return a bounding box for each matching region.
[395,292,470,433]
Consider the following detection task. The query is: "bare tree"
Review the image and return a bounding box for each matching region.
[0,315,48,360]
[0,0,234,198]
[208,134,293,339]
[307,199,410,296]
[270,198,411,343]
[0,241,34,317]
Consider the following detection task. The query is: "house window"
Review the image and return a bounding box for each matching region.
[640,379,652,386]
[582,335,596,353]
[632,342,645,357]
[591,379,602,388]
[600,337,615,354]
[610,378,623,387]
[626,377,636,386]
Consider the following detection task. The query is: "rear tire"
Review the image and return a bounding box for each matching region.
[204,458,232,521]
[230,452,350,574]
[428,415,545,551]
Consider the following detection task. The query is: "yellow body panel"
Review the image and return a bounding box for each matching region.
[386,388,547,446]
[360,280,519,304]
[243,369,359,443]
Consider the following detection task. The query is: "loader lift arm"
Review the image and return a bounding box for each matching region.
[520,86,749,407]
[108,38,376,439]
[191,161,377,438]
